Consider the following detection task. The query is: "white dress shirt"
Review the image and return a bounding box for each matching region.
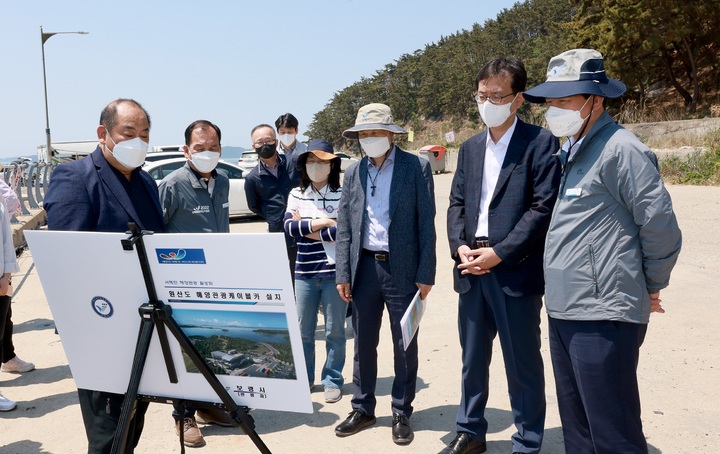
[475,117,517,238]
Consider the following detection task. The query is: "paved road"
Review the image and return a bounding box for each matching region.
[1,173,719,453]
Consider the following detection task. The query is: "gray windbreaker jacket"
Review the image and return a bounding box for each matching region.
[544,111,682,324]
[158,162,230,233]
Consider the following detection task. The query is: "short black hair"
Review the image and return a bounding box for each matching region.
[99,98,151,132]
[475,57,527,93]
[184,120,222,145]
[275,113,299,130]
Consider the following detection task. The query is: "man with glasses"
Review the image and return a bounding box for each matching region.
[442,58,561,454]
[244,124,297,278]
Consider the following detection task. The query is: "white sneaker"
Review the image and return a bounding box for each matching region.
[1,356,35,373]
[324,386,342,403]
[0,391,17,411]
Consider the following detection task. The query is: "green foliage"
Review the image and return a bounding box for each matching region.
[568,0,720,111]
[306,0,575,147]
[661,129,720,186]
[307,0,719,150]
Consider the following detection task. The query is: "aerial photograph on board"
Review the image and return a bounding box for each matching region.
[173,309,297,380]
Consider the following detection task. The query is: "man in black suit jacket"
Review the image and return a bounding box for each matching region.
[44,98,164,454]
[442,58,561,454]
[334,103,436,446]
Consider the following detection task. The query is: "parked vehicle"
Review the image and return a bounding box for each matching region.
[335,152,358,172]
[144,151,185,163]
[142,158,254,218]
[237,150,259,173]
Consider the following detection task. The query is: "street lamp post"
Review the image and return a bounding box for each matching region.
[40,25,88,161]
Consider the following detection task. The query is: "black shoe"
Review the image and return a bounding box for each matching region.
[439,432,487,454]
[335,409,376,437]
[392,413,414,445]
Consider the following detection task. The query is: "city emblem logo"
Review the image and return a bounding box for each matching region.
[91,296,113,318]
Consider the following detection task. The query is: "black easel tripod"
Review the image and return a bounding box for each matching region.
[111,223,271,454]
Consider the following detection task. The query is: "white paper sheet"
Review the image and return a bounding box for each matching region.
[400,290,426,351]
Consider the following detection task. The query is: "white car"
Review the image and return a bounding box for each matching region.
[144,151,184,163]
[237,150,259,173]
[335,152,359,172]
[142,158,254,218]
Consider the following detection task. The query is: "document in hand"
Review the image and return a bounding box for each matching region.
[400,290,427,351]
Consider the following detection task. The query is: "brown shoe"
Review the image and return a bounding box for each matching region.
[196,407,235,427]
[175,416,206,448]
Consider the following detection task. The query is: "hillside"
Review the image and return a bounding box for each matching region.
[307,0,719,152]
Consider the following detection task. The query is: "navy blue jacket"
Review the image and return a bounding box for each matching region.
[447,119,561,296]
[44,147,164,232]
[243,153,295,235]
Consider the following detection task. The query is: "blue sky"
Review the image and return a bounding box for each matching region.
[0,0,518,158]
[173,308,288,330]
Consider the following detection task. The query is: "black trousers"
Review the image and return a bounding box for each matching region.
[77,388,149,454]
[0,296,9,365]
[2,299,16,362]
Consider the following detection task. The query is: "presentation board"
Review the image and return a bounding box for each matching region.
[26,230,312,414]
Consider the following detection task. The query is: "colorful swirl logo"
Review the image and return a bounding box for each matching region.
[158,249,186,261]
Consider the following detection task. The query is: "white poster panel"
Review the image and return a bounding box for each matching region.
[25,230,312,414]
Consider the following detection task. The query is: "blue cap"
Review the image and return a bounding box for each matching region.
[296,139,338,169]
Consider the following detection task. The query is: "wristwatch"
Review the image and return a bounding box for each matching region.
[1,276,11,285]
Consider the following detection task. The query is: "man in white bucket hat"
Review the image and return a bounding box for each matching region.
[524,49,682,453]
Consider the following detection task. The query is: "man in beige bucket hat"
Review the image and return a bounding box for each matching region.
[334,103,437,446]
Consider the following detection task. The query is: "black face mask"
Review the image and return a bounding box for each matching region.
[255,143,276,159]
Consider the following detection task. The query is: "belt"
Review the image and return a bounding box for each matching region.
[362,248,389,262]
[473,237,490,249]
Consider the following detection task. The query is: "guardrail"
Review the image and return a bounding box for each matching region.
[2,161,56,223]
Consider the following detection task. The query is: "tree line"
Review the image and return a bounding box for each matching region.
[306,0,719,149]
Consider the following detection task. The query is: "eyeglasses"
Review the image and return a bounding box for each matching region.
[474,92,516,104]
[252,138,277,147]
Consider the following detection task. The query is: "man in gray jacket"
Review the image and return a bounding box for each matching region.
[159,120,229,234]
[524,49,682,453]
[158,119,232,447]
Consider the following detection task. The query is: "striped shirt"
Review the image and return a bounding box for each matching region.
[283,184,342,280]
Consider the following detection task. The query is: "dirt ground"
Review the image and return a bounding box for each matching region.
[1,172,718,453]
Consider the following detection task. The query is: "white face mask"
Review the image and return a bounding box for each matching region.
[306,162,331,183]
[478,93,518,128]
[544,96,593,137]
[278,133,296,148]
[107,135,149,169]
[190,150,221,174]
[359,136,391,158]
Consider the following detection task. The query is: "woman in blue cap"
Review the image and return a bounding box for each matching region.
[283,139,347,403]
